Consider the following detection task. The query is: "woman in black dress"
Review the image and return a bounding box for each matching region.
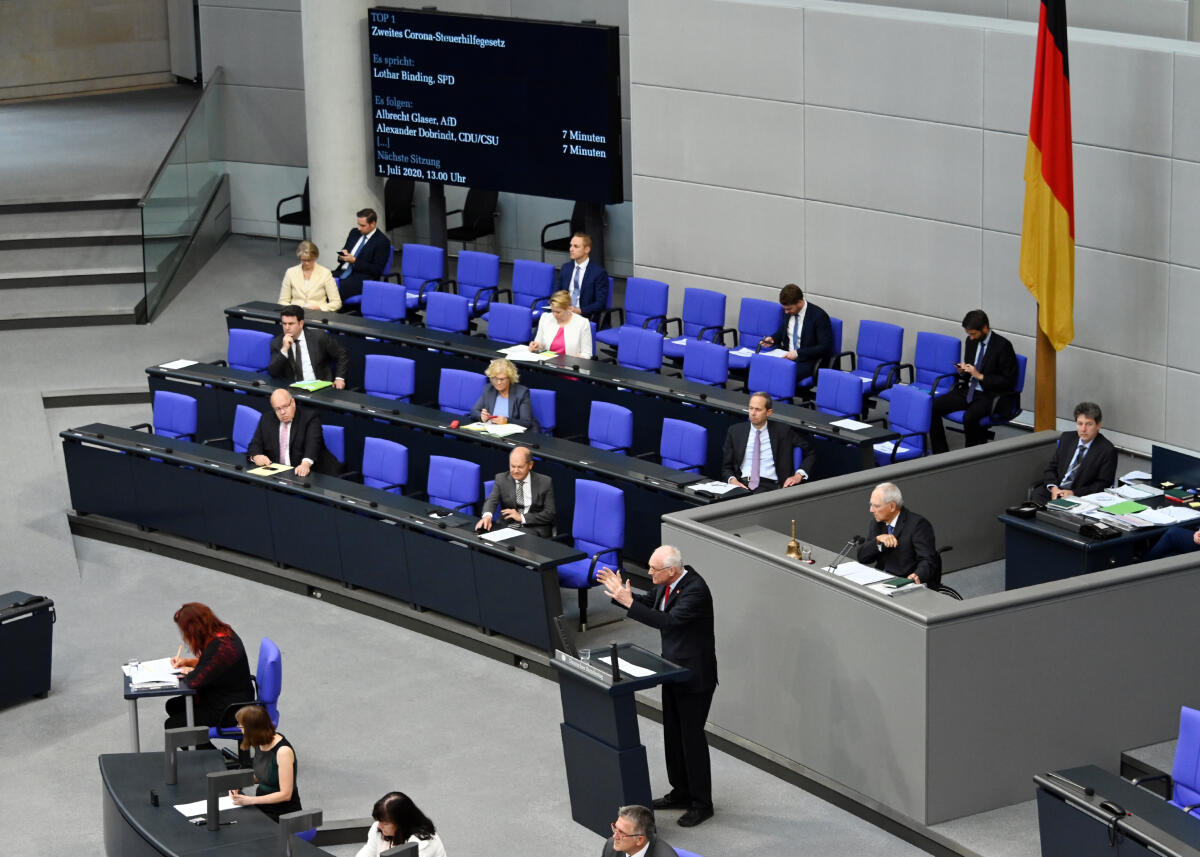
[228,704,302,822]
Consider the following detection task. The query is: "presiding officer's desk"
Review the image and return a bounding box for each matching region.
[224,300,897,476]
[660,431,1200,827]
[101,750,327,857]
[62,425,583,651]
[145,362,712,560]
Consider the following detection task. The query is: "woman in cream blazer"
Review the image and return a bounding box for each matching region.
[278,240,341,312]
[530,290,592,359]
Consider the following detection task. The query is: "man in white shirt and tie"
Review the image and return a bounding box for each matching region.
[247,388,334,477]
[758,283,834,383]
[1031,401,1117,503]
[266,305,349,388]
[557,232,609,321]
[719,392,815,493]
[476,446,557,538]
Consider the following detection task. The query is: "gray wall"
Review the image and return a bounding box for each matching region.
[629,0,1200,445]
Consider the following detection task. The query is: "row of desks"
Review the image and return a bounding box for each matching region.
[224,300,898,477]
[62,424,583,652]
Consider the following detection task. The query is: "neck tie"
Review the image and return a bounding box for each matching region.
[662,585,671,610]
[514,478,524,513]
[290,341,301,379]
[279,420,290,466]
[1061,443,1088,488]
[792,316,800,350]
[351,233,367,259]
[887,524,895,535]
[749,428,761,491]
[967,341,987,403]
[571,265,582,305]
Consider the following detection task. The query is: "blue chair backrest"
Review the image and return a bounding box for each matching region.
[427,455,481,511]
[511,259,556,313]
[887,384,933,441]
[998,354,1028,420]
[425,291,470,334]
[380,244,396,278]
[737,297,783,347]
[360,279,408,322]
[747,353,797,401]
[622,277,669,330]
[256,638,283,726]
[322,424,345,464]
[682,339,729,386]
[439,368,486,415]
[913,331,961,392]
[455,250,500,311]
[529,388,556,434]
[830,316,843,354]
[363,354,415,401]
[815,368,862,419]
[660,419,707,472]
[617,326,664,373]
[362,436,408,493]
[487,302,534,345]
[227,328,273,373]
[232,404,262,454]
[153,391,198,440]
[679,287,726,341]
[855,320,903,375]
[1172,706,1200,812]
[572,479,624,567]
[588,401,633,453]
[400,243,444,295]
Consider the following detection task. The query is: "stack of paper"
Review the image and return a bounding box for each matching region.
[127,657,182,690]
[687,480,739,495]
[1114,483,1164,500]
[830,561,892,585]
[497,345,556,362]
[831,418,873,431]
[460,421,527,437]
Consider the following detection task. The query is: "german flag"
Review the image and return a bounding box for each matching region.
[1019,0,1074,351]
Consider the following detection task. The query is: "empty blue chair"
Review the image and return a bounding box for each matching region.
[588,401,633,454]
[232,404,262,454]
[362,437,408,493]
[152,391,198,441]
[944,354,1028,437]
[873,384,934,466]
[425,291,470,334]
[747,353,798,402]
[880,331,961,402]
[797,315,845,395]
[845,319,903,398]
[450,250,500,316]
[227,328,273,374]
[728,297,785,371]
[616,326,664,373]
[505,259,556,320]
[529,388,556,435]
[209,638,282,746]
[814,368,863,420]
[595,276,669,349]
[360,279,410,321]
[426,455,481,513]
[322,424,345,466]
[662,288,728,360]
[438,368,486,416]
[394,243,444,308]
[659,419,707,473]
[1167,706,1200,817]
[341,244,396,310]
[682,339,729,387]
[557,479,625,630]
[363,354,415,402]
[486,301,534,345]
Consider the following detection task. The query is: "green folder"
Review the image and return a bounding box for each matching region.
[1100,500,1148,515]
[290,380,333,392]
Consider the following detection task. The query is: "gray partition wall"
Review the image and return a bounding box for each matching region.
[662,434,1200,824]
[629,0,1200,446]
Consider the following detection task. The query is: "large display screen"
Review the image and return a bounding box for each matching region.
[368,7,623,203]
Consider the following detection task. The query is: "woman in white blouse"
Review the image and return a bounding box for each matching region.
[278,240,341,312]
[355,791,447,857]
[530,290,593,359]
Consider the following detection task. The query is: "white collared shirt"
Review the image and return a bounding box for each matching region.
[740,424,778,482]
[294,332,315,381]
[661,567,689,610]
[569,258,590,305]
[787,303,808,350]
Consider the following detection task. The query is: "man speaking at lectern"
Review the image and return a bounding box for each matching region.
[597,546,717,828]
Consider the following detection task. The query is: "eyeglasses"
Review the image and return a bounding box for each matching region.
[648,563,675,573]
[610,822,644,839]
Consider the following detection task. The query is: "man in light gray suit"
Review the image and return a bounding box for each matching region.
[601,805,678,857]
[475,446,557,538]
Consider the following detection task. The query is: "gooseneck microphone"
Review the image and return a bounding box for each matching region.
[828,534,866,571]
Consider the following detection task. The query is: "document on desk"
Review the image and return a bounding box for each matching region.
[687,480,739,495]
[247,463,293,476]
[830,561,892,585]
[1120,470,1152,484]
[479,527,524,543]
[175,795,239,817]
[127,657,182,689]
[595,655,655,679]
[290,379,332,392]
[497,345,556,362]
[1113,483,1163,500]
[830,417,873,431]
[1079,491,1122,505]
[158,358,198,370]
[460,421,527,437]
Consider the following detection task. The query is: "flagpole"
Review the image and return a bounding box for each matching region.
[1035,311,1056,432]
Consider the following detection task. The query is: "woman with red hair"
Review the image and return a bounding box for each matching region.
[165,602,253,731]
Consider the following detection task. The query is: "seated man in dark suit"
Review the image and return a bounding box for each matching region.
[247,388,337,476]
[930,309,1019,453]
[475,446,556,538]
[720,392,814,493]
[857,481,940,587]
[758,282,834,383]
[331,207,392,302]
[602,805,679,856]
[557,231,608,321]
[267,305,349,388]
[1031,401,1117,503]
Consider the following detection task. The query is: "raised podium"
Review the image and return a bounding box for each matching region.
[551,643,690,836]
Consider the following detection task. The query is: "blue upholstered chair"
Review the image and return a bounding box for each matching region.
[845,319,903,399]
[505,259,556,321]
[941,354,1028,439]
[424,291,470,334]
[450,250,500,317]
[341,245,396,311]
[595,276,669,349]
[529,388,557,435]
[682,339,729,387]
[587,401,633,454]
[151,391,198,441]
[556,479,624,630]
[226,328,273,374]
[361,437,408,494]
[363,354,415,402]
[486,302,534,346]
[1132,706,1200,818]
[658,419,707,473]
[746,353,797,403]
[879,331,961,402]
[873,384,933,466]
[616,326,665,373]
[209,638,282,746]
[425,455,481,513]
[360,279,410,321]
[231,404,261,454]
[321,424,345,468]
[796,315,844,396]
[814,369,864,420]
[727,297,784,372]
[438,368,486,416]
[390,242,443,309]
[662,288,728,361]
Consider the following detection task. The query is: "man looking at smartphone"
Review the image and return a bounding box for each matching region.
[929,309,1018,454]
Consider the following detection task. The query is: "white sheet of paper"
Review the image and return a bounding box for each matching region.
[128,657,182,687]
[1120,470,1152,483]
[831,418,872,431]
[761,348,789,358]
[497,345,555,362]
[595,655,655,679]
[729,347,755,357]
[479,527,524,542]
[1079,492,1122,505]
[841,566,894,585]
[485,423,527,437]
[1131,508,1179,526]
[159,359,198,370]
[688,480,739,495]
[174,795,239,817]
[1114,483,1163,499]
[1162,506,1200,522]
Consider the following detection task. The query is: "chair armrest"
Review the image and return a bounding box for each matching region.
[586,547,623,579]
[837,350,856,371]
[275,193,302,219]
[870,360,901,388]
[201,436,231,448]
[1184,802,1200,815]
[929,371,959,397]
[449,499,476,513]
[895,362,915,385]
[445,207,464,225]
[340,470,362,481]
[494,286,512,303]
[212,359,229,368]
[716,326,737,346]
[598,307,624,329]
[988,389,1022,421]
[470,286,498,314]
[540,218,570,244]
[888,430,928,463]
[130,422,152,433]
[663,317,682,337]
[380,271,402,283]
[562,433,586,444]
[551,532,573,544]
[417,277,443,301]
[442,277,459,295]
[697,323,726,344]
[642,314,668,333]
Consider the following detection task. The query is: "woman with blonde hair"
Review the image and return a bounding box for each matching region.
[468,358,537,430]
[530,290,593,359]
[278,240,341,312]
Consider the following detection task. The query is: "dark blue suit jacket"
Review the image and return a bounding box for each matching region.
[770,300,834,379]
[557,260,609,319]
[335,228,392,280]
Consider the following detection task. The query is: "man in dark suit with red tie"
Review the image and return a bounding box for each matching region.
[597,545,717,829]
[930,309,1019,453]
[557,232,609,320]
[331,207,392,301]
[267,305,349,387]
[759,283,834,384]
[247,388,337,476]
